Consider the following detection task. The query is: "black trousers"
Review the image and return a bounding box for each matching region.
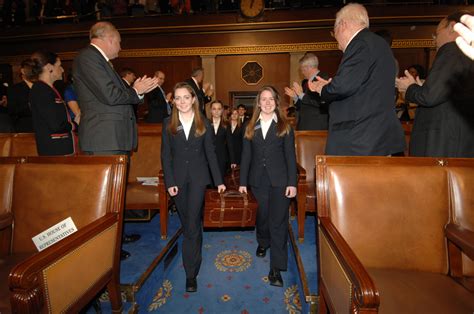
[251,170,290,271]
[173,181,207,279]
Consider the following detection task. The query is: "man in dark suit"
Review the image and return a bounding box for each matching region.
[285,53,328,130]
[146,70,171,123]
[73,22,158,154]
[396,11,474,157]
[310,3,405,156]
[237,104,250,124]
[73,21,159,259]
[185,67,212,114]
[8,59,34,132]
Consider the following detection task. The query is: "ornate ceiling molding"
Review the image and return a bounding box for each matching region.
[2,39,435,63]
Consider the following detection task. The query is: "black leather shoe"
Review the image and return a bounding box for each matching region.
[120,249,131,260]
[186,278,197,293]
[123,233,141,244]
[268,269,283,287]
[256,246,267,258]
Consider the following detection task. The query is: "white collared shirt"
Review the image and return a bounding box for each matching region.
[259,113,278,140]
[345,28,364,52]
[212,118,220,134]
[179,112,194,140]
[90,43,109,61]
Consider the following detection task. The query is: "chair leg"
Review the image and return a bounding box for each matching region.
[297,195,306,242]
[107,277,123,313]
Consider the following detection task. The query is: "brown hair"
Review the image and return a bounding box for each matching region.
[167,82,206,137]
[208,100,228,128]
[244,86,291,139]
[230,108,242,128]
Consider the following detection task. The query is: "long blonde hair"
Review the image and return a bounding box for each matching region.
[244,86,291,139]
[167,82,206,137]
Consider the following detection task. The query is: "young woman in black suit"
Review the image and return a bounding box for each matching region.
[161,82,226,293]
[208,100,236,182]
[229,108,243,165]
[239,86,297,287]
[29,51,76,156]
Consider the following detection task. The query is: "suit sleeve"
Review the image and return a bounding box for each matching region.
[74,51,140,106]
[203,121,223,186]
[161,120,175,188]
[300,72,328,108]
[321,39,371,103]
[405,45,457,108]
[226,127,236,164]
[239,125,252,186]
[284,128,298,187]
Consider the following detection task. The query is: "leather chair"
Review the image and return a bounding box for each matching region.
[125,123,169,239]
[294,130,327,241]
[316,156,474,313]
[0,134,11,156]
[10,133,38,157]
[0,156,127,313]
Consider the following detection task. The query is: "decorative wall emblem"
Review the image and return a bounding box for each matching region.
[241,61,264,85]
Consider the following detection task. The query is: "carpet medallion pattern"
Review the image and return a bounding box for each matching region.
[215,250,252,272]
[145,231,302,313]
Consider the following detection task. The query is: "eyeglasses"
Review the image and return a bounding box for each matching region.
[173,95,192,102]
[330,30,335,38]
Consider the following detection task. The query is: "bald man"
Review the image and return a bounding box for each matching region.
[73,21,158,155]
[310,3,404,156]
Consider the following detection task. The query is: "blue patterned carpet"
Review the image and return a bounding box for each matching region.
[87,212,318,313]
[145,230,302,313]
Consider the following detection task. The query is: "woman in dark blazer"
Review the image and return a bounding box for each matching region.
[239,86,297,288]
[229,108,243,165]
[208,100,236,182]
[29,51,76,156]
[161,82,226,293]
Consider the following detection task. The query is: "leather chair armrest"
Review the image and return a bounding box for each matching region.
[9,214,120,313]
[319,217,379,311]
[158,169,168,239]
[0,212,13,230]
[446,223,474,260]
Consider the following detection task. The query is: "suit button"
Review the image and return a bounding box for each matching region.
[185,160,189,164]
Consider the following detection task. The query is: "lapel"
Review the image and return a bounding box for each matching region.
[177,121,196,143]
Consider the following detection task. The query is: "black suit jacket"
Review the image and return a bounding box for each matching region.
[405,42,474,157]
[7,80,34,132]
[239,121,297,188]
[73,45,141,152]
[161,117,223,188]
[30,81,74,156]
[321,29,405,156]
[146,86,169,123]
[185,78,211,114]
[295,72,329,130]
[230,124,243,164]
[211,121,235,180]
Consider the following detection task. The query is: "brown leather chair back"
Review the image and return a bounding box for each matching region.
[129,124,162,182]
[448,160,474,276]
[11,157,122,254]
[317,156,449,273]
[10,133,38,157]
[0,135,11,157]
[295,130,327,186]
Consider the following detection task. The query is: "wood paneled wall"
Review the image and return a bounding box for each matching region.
[215,54,290,108]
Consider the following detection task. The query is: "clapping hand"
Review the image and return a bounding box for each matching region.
[284,86,297,98]
[133,75,160,95]
[395,70,417,92]
[308,76,331,95]
[454,14,474,60]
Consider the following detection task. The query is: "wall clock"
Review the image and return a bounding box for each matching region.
[241,61,263,85]
[239,0,264,19]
